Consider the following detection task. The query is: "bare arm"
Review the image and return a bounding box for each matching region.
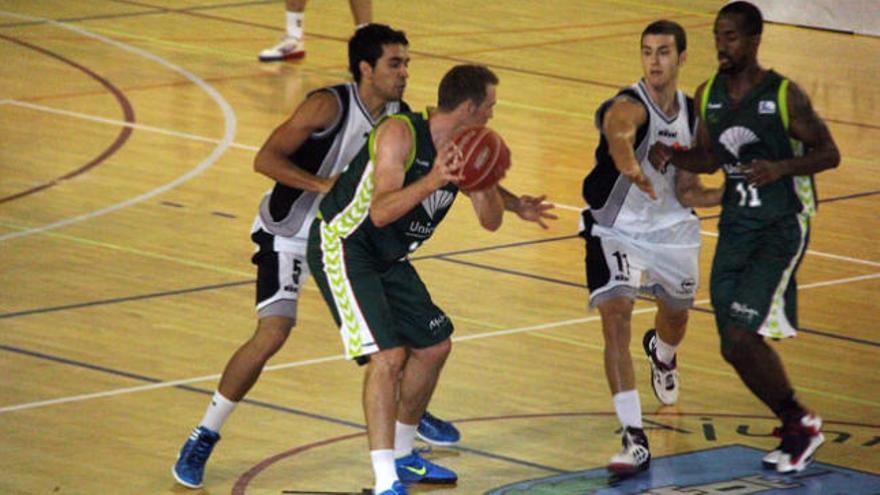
[603,97,657,200]
[497,185,557,229]
[649,82,719,174]
[675,169,723,207]
[369,119,462,227]
[743,81,840,186]
[253,91,340,194]
[467,186,505,231]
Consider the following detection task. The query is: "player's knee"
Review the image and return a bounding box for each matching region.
[413,338,452,365]
[370,347,408,377]
[252,317,294,357]
[719,326,754,365]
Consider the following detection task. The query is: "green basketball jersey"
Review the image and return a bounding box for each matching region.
[701,70,816,228]
[317,110,459,263]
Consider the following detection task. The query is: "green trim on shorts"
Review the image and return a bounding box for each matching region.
[778,78,815,216]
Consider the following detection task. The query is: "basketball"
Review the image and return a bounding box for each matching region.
[452,126,511,192]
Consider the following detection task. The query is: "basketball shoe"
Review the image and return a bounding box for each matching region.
[607,426,651,475]
[775,413,825,473]
[172,426,220,488]
[416,411,461,446]
[258,36,305,62]
[395,450,458,484]
[378,481,408,495]
[642,329,679,405]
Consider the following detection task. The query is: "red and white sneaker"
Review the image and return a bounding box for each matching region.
[776,413,824,473]
[258,37,305,62]
[607,427,651,475]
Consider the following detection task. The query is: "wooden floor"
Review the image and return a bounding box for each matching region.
[1,1,878,494]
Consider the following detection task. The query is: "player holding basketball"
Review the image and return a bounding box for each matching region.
[649,1,839,473]
[580,20,722,475]
[172,24,460,489]
[307,64,555,495]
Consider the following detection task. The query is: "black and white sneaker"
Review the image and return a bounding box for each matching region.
[607,426,651,475]
[642,329,679,405]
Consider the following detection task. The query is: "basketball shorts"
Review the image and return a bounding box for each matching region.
[251,227,311,322]
[583,219,700,311]
[711,214,809,339]
[307,220,454,361]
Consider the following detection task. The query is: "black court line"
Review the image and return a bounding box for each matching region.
[0,343,363,429]
[432,256,880,348]
[0,0,277,28]
[0,280,252,320]
[0,342,566,474]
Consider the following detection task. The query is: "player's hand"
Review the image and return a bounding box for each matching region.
[429,140,464,188]
[514,194,557,229]
[742,159,783,187]
[624,169,657,200]
[648,142,673,173]
[319,174,339,194]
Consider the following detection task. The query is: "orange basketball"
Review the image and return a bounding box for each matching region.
[452,126,511,192]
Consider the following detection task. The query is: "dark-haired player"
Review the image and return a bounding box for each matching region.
[649,1,840,474]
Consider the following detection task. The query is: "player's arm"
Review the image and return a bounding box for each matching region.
[603,97,657,200]
[649,83,719,174]
[743,81,840,186]
[675,169,723,207]
[466,186,505,231]
[369,120,462,227]
[253,90,340,194]
[496,185,557,229]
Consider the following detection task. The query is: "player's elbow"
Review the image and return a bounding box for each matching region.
[369,208,392,228]
[480,213,503,232]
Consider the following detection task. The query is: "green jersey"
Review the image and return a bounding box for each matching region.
[317,111,459,263]
[701,70,816,228]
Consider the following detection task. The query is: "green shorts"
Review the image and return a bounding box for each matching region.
[307,220,453,360]
[710,214,810,339]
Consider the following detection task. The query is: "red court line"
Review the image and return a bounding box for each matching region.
[0,33,135,205]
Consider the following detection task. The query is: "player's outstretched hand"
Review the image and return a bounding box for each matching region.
[648,142,673,173]
[515,194,557,229]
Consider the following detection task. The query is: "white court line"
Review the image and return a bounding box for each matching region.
[2,100,257,152]
[2,271,877,415]
[558,203,880,268]
[0,10,237,242]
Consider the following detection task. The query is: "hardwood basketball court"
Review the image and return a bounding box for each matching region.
[1,1,878,493]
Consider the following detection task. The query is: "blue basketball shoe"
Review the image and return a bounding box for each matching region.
[395,450,458,484]
[378,480,408,495]
[416,411,460,446]
[172,426,220,488]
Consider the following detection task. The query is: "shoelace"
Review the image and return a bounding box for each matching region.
[188,437,215,465]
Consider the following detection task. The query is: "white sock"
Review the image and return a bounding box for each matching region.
[286,11,304,39]
[393,421,417,458]
[199,391,237,433]
[655,334,678,366]
[613,390,643,429]
[371,449,397,493]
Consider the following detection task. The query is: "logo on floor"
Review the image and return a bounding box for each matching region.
[485,445,880,494]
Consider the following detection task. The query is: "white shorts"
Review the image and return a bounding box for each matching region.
[584,220,701,310]
[251,225,312,321]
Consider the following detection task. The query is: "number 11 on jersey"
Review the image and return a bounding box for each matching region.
[736,182,762,207]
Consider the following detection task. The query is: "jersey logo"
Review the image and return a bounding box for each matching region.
[415,158,431,167]
[421,189,455,219]
[719,126,759,159]
[658,129,678,138]
[707,102,723,109]
[758,100,776,114]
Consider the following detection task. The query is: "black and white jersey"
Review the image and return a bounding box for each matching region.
[255,82,407,249]
[582,79,698,235]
